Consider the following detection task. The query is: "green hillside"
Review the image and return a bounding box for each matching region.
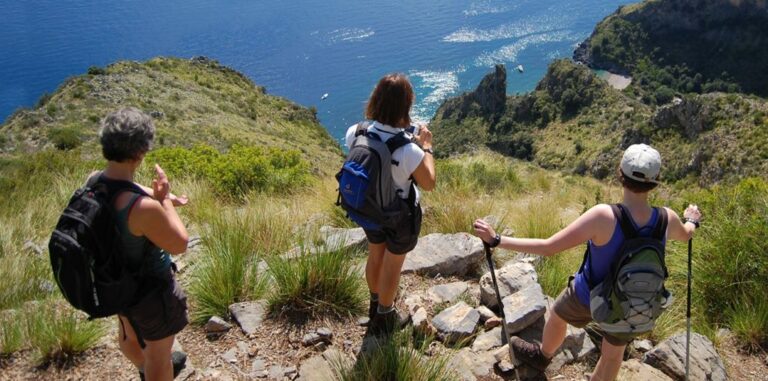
[0,56,342,172]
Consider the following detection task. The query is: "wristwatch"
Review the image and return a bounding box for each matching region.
[489,233,501,248]
[423,147,434,155]
[683,218,700,228]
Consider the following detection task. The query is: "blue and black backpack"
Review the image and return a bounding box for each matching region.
[336,121,415,231]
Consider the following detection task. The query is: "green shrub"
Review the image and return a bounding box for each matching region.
[187,212,267,324]
[48,127,82,150]
[148,144,312,197]
[727,294,768,351]
[333,327,456,381]
[266,245,365,318]
[437,157,520,194]
[87,66,106,75]
[26,300,106,366]
[0,310,26,356]
[693,178,768,348]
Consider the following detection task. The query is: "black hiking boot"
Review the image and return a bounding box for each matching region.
[138,350,187,380]
[369,308,409,337]
[509,336,551,371]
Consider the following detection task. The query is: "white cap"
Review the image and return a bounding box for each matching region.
[620,144,661,184]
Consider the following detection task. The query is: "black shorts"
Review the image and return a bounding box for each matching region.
[364,204,423,254]
[122,267,188,342]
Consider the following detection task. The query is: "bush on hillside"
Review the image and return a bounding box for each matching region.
[693,178,768,349]
[148,144,312,197]
[48,127,82,150]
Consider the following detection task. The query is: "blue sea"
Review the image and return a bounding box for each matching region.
[0,0,631,144]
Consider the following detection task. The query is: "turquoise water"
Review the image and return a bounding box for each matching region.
[0,0,631,143]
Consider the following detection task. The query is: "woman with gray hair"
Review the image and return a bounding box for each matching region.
[91,107,189,381]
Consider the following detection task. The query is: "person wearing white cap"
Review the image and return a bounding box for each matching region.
[473,144,702,381]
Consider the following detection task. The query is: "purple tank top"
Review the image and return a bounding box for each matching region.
[572,206,665,306]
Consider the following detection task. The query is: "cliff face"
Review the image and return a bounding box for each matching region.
[575,0,768,97]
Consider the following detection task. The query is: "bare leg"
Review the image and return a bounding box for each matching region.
[117,315,144,368]
[591,338,625,381]
[377,250,407,307]
[365,242,386,294]
[142,335,175,381]
[540,310,568,357]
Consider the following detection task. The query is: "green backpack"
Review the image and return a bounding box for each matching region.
[584,204,670,335]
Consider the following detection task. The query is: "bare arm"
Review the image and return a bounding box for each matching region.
[666,204,701,241]
[411,124,436,191]
[474,205,611,257]
[131,165,188,255]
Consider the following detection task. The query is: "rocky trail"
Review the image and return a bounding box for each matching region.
[2,227,765,380]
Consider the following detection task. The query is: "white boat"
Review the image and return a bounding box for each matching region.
[516,64,524,73]
[321,93,329,100]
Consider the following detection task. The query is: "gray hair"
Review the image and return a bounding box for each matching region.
[99,107,155,162]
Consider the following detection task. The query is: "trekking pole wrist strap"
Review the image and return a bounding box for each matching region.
[683,218,700,228]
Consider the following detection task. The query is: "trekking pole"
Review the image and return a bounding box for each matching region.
[686,238,692,381]
[484,242,520,381]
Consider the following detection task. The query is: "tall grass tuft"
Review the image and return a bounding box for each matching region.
[0,310,26,356]
[0,252,55,310]
[727,294,768,351]
[513,196,564,239]
[266,244,365,318]
[535,249,582,297]
[26,300,106,366]
[187,211,268,324]
[333,327,457,381]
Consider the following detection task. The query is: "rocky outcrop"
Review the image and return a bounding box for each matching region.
[502,283,547,334]
[401,233,484,277]
[643,333,727,381]
[432,302,480,345]
[479,261,538,309]
[438,64,507,124]
[652,96,712,139]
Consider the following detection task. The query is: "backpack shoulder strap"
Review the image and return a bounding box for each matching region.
[385,132,414,154]
[651,207,669,241]
[612,204,638,239]
[355,121,370,137]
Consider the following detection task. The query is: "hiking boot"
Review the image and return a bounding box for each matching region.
[138,350,187,380]
[509,336,551,371]
[369,308,409,337]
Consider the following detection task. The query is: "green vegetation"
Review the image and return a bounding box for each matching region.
[0,311,25,356]
[266,245,366,318]
[148,144,312,197]
[333,327,457,381]
[26,300,107,366]
[579,0,767,98]
[48,126,82,150]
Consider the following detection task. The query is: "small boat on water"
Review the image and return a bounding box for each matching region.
[321,93,329,100]
[516,64,524,73]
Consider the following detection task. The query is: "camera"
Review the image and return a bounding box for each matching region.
[406,124,421,136]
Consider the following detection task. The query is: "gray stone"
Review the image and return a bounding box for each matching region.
[403,294,424,315]
[619,359,674,381]
[633,339,654,353]
[204,315,232,334]
[229,300,267,335]
[480,261,538,308]
[319,226,367,251]
[547,350,574,372]
[502,283,547,333]
[411,307,436,337]
[432,301,480,345]
[316,327,333,341]
[236,340,250,354]
[302,332,323,347]
[475,305,497,323]
[561,325,587,357]
[251,357,266,373]
[221,347,238,364]
[643,333,726,381]
[402,233,485,277]
[357,317,370,326]
[268,366,284,379]
[576,334,597,361]
[472,327,503,352]
[448,348,497,380]
[427,282,469,304]
[297,354,335,381]
[22,240,43,256]
[492,344,521,367]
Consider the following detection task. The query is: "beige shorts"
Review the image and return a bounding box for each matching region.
[551,279,637,346]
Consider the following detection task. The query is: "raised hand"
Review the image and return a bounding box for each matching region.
[473,219,497,245]
[152,164,170,202]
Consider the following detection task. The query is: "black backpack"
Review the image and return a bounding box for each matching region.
[336,121,415,231]
[48,173,148,319]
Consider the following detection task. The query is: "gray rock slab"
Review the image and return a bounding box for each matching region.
[448,348,497,381]
[427,282,469,304]
[642,332,726,381]
[319,226,367,251]
[204,315,232,334]
[221,347,238,364]
[633,339,654,353]
[619,359,674,381]
[412,307,436,337]
[480,261,538,308]
[476,305,497,323]
[402,233,485,277]
[472,327,503,352]
[229,300,268,335]
[432,301,480,345]
[502,283,547,334]
[492,344,521,367]
[297,354,335,381]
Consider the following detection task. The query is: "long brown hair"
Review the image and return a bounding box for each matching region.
[365,73,414,127]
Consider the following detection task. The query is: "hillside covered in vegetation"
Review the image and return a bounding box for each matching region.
[573,0,768,100]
